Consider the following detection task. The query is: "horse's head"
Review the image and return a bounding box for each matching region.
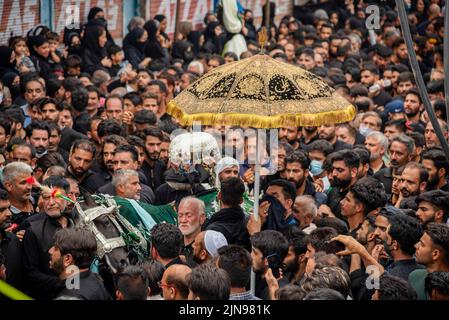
[73,192,130,274]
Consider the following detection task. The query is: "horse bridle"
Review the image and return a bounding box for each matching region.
[74,196,147,260]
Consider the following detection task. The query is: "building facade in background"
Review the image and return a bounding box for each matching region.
[0,0,292,44]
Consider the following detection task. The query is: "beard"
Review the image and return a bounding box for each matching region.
[401,187,419,198]
[356,233,368,246]
[35,146,47,156]
[0,219,11,230]
[280,137,297,146]
[427,175,440,190]
[50,256,65,275]
[405,108,420,117]
[288,176,306,189]
[420,215,436,229]
[370,152,381,161]
[304,126,317,133]
[71,166,86,178]
[145,148,160,161]
[283,259,299,274]
[331,176,352,189]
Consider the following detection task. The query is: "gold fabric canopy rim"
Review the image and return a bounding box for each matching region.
[168,100,357,128]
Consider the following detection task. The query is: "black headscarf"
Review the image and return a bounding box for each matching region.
[0,46,17,78]
[144,20,159,42]
[172,40,194,62]
[204,21,221,42]
[187,30,202,55]
[2,72,20,98]
[82,24,107,58]
[28,35,48,57]
[88,7,104,21]
[144,20,165,60]
[123,27,147,54]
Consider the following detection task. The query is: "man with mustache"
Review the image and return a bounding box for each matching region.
[65,139,96,194]
[415,190,449,228]
[323,150,360,220]
[178,196,206,267]
[26,120,51,159]
[396,162,428,207]
[84,135,128,193]
[374,134,414,195]
[421,148,449,192]
[0,187,23,291]
[22,176,73,300]
[2,162,35,238]
[278,124,300,150]
[140,127,166,191]
[285,151,327,205]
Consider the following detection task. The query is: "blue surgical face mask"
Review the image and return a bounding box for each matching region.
[309,160,324,176]
[359,125,373,137]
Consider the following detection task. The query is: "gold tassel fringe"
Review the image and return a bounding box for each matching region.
[167,100,357,128]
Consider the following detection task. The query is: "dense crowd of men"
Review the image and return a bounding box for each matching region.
[1,0,449,300]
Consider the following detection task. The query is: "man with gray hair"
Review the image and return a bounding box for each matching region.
[374,134,414,195]
[1,162,35,238]
[112,169,142,201]
[293,195,317,234]
[178,196,206,267]
[365,131,389,174]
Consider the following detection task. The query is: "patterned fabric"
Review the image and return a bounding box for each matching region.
[167,54,356,128]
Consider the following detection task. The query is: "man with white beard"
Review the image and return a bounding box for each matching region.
[177,196,206,267]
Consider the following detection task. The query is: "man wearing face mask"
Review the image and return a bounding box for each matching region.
[307,140,334,192]
[22,176,73,300]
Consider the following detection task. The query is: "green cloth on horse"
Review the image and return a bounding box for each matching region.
[114,189,254,234]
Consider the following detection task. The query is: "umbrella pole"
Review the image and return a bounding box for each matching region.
[250,131,261,296]
[443,0,449,131]
[396,0,449,160]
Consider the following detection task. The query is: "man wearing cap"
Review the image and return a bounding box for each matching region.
[385,99,406,121]
[192,230,228,265]
[215,157,240,189]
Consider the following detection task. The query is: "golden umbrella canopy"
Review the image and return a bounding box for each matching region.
[167,54,356,128]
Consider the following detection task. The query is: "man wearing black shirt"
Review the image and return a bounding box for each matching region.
[150,223,186,268]
[140,127,166,191]
[65,139,96,194]
[52,228,110,300]
[22,176,73,300]
[385,214,425,281]
[317,124,353,152]
[323,150,360,220]
[0,188,23,291]
[250,230,289,300]
[84,135,128,193]
[99,145,155,204]
[421,148,449,192]
[2,162,35,237]
[374,134,414,195]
